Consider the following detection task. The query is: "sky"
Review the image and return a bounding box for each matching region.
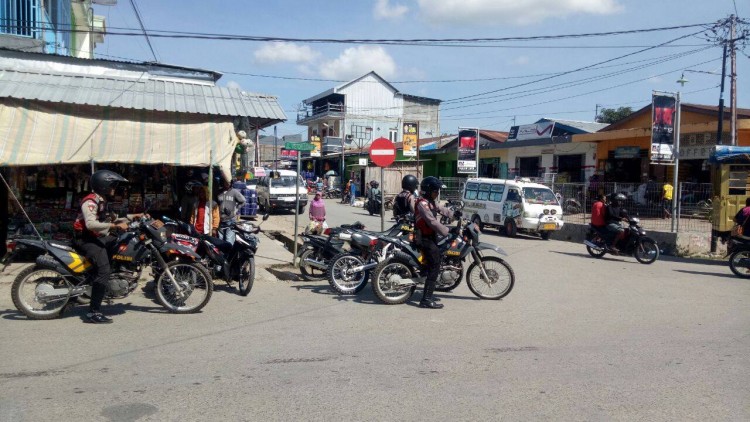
[93,0,748,138]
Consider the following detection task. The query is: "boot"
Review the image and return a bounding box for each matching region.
[419,285,443,309]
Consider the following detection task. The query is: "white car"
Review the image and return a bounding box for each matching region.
[256,169,308,214]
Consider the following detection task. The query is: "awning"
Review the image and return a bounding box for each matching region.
[0,98,237,176]
[709,146,750,163]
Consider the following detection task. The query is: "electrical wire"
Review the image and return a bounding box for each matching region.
[128,0,159,62]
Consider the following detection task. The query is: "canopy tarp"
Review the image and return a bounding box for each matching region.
[709,146,750,164]
[0,99,237,177]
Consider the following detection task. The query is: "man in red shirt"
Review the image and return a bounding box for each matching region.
[591,194,607,230]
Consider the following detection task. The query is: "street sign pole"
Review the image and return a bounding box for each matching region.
[369,137,396,231]
[380,167,385,231]
[294,152,300,265]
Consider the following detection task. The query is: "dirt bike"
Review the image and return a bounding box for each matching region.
[296,222,366,281]
[371,215,515,304]
[583,218,659,264]
[726,236,750,278]
[7,218,213,320]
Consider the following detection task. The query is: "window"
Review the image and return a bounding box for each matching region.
[389,129,398,142]
[522,187,559,205]
[477,183,491,200]
[506,189,520,202]
[464,182,478,200]
[490,184,505,202]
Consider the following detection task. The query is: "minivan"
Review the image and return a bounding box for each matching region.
[462,177,563,239]
[256,169,308,214]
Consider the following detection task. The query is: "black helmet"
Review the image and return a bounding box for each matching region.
[401,174,418,192]
[420,176,442,196]
[612,193,626,206]
[91,170,128,197]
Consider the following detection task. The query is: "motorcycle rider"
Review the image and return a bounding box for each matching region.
[604,193,629,253]
[414,176,461,309]
[393,174,419,219]
[73,170,143,324]
[368,181,381,213]
[590,193,607,234]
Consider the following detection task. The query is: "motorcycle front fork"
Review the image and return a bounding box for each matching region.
[149,244,186,298]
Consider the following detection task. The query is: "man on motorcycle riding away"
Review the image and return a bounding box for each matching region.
[414,176,461,309]
[73,170,144,324]
[604,193,629,253]
[393,174,419,219]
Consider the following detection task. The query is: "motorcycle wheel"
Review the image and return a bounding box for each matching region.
[371,258,417,305]
[155,261,213,313]
[434,261,464,292]
[634,237,659,264]
[466,256,515,300]
[237,258,255,296]
[327,253,369,295]
[299,249,327,281]
[728,250,750,278]
[586,239,606,258]
[11,266,71,320]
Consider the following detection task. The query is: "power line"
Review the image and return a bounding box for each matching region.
[128,0,159,62]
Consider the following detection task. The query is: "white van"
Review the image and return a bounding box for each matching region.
[462,178,563,240]
[256,169,308,214]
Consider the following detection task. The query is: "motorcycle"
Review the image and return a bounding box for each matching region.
[326,217,414,295]
[370,214,515,304]
[296,222,366,281]
[325,187,342,199]
[164,214,267,296]
[583,218,660,264]
[7,218,213,320]
[726,236,750,278]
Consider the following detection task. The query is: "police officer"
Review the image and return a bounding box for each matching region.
[73,170,142,324]
[393,174,418,220]
[414,176,461,309]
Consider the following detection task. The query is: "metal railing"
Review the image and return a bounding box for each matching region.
[296,103,346,124]
[440,177,467,201]
[546,181,712,233]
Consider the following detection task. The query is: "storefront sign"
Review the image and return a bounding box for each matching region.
[507,122,555,141]
[457,128,479,174]
[310,135,322,157]
[614,146,641,159]
[650,92,679,163]
[358,158,368,166]
[402,122,418,157]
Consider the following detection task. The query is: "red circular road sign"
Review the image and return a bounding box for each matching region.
[369,137,396,167]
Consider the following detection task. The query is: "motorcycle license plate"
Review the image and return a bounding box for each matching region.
[543,223,556,230]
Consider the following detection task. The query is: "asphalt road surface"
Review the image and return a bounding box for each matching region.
[0,200,748,421]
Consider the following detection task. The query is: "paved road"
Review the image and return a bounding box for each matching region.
[1,199,748,420]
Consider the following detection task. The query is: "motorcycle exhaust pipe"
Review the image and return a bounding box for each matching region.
[583,240,604,250]
[303,257,328,270]
[349,262,378,273]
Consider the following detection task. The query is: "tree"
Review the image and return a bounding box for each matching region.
[596,107,633,124]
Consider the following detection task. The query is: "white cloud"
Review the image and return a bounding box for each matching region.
[225,80,242,90]
[417,0,623,26]
[510,55,530,65]
[374,0,409,20]
[319,46,397,80]
[253,42,320,64]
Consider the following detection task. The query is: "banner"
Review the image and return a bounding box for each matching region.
[651,93,678,163]
[457,128,478,174]
[507,122,555,141]
[310,135,321,157]
[402,122,418,157]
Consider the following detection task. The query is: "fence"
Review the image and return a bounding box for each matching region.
[547,181,712,233]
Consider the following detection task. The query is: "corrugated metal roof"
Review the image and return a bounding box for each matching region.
[0,69,287,120]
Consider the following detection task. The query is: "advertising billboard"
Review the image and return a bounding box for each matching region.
[402,122,418,157]
[651,93,678,163]
[310,135,321,157]
[457,128,479,174]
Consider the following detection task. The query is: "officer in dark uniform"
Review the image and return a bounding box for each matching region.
[414,176,460,309]
[393,174,418,220]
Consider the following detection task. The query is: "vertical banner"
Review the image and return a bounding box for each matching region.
[310,135,321,157]
[651,92,678,163]
[457,128,479,174]
[402,122,418,157]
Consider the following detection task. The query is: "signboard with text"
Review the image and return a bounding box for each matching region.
[650,93,678,163]
[457,128,479,174]
[402,122,418,157]
[507,122,555,141]
[310,135,322,157]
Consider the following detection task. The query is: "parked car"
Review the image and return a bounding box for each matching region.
[256,169,308,214]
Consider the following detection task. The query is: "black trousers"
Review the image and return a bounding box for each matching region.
[74,235,116,313]
[421,236,441,300]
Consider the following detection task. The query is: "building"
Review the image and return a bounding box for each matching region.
[573,103,750,183]
[0,0,111,58]
[296,71,441,176]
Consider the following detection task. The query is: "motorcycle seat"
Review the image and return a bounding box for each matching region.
[351,232,377,248]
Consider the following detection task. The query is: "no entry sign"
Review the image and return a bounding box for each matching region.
[369,137,396,167]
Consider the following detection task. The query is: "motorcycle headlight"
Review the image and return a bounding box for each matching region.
[640,230,647,235]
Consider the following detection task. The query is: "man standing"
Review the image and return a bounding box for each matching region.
[191,187,220,236]
[393,174,418,219]
[73,170,142,324]
[217,179,246,242]
[414,176,460,309]
[662,181,674,219]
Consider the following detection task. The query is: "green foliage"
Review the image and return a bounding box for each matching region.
[596,107,634,124]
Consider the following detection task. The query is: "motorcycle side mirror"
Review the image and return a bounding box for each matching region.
[262,213,270,221]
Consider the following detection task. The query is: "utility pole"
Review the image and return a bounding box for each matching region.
[730,14,737,146]
[594,104,600,121]
[717,42,728,145]
[273,126,278,173]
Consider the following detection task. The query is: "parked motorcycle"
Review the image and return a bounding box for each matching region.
[8,218,213,320]
[371,215,515,304]
[296,222,366,281]
[583,218,659,264]
[726,236,750,278]
[164,215,267,296]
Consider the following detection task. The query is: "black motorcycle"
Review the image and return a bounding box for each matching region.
[164,215,267,296]
[583,218,659,264]
[7,218,213,320]
[296,222,366,281]
[726,236,750,278]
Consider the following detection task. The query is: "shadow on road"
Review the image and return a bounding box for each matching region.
[673,269,736,279]
[548,250,626,263]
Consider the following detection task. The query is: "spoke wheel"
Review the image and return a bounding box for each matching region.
[11,266,72,319]
[729,249,750,278]
[634,238,659,264]
[327,253,369,295]
[155,262,213,313]
[299,249,326,281]
[466,256,515,300]
[371,259,417,304]
[237,258,255,296]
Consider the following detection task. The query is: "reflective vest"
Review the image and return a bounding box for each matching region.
[414,197,437,236]
[73,193,107,237]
